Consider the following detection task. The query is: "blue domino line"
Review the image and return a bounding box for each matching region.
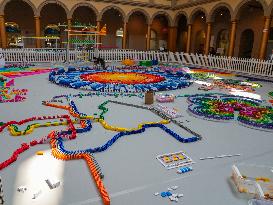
[58,119,92,136]
[56,122,198,156]
[58,97,93,136]
[55,97,198,156]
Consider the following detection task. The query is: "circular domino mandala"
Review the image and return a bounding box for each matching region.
[49,68,192,92]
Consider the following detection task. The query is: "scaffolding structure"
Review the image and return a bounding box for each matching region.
[60,24,106,63]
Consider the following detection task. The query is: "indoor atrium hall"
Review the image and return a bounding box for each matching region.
[0,0,272,205]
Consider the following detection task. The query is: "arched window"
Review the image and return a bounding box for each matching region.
[101,8,123,49]
[44,24,60,48]
[4,0,35,48]
[5,22,22,48]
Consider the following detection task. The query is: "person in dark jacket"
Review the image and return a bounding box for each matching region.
[93,57,106,69]
[209,47,217,55]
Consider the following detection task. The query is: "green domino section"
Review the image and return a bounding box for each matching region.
[69,39,96,44]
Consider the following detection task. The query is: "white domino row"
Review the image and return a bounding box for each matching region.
[152,104,182,119]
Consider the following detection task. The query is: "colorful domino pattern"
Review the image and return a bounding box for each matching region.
[0,95,200,204]
[157,151,194,169]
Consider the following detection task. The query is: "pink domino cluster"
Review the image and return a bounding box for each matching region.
[155,93,175,103]
[0,77,28,103]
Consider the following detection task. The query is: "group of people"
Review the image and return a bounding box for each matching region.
[196,44,217,55]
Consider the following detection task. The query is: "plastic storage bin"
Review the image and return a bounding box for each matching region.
[232,164,273,201]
